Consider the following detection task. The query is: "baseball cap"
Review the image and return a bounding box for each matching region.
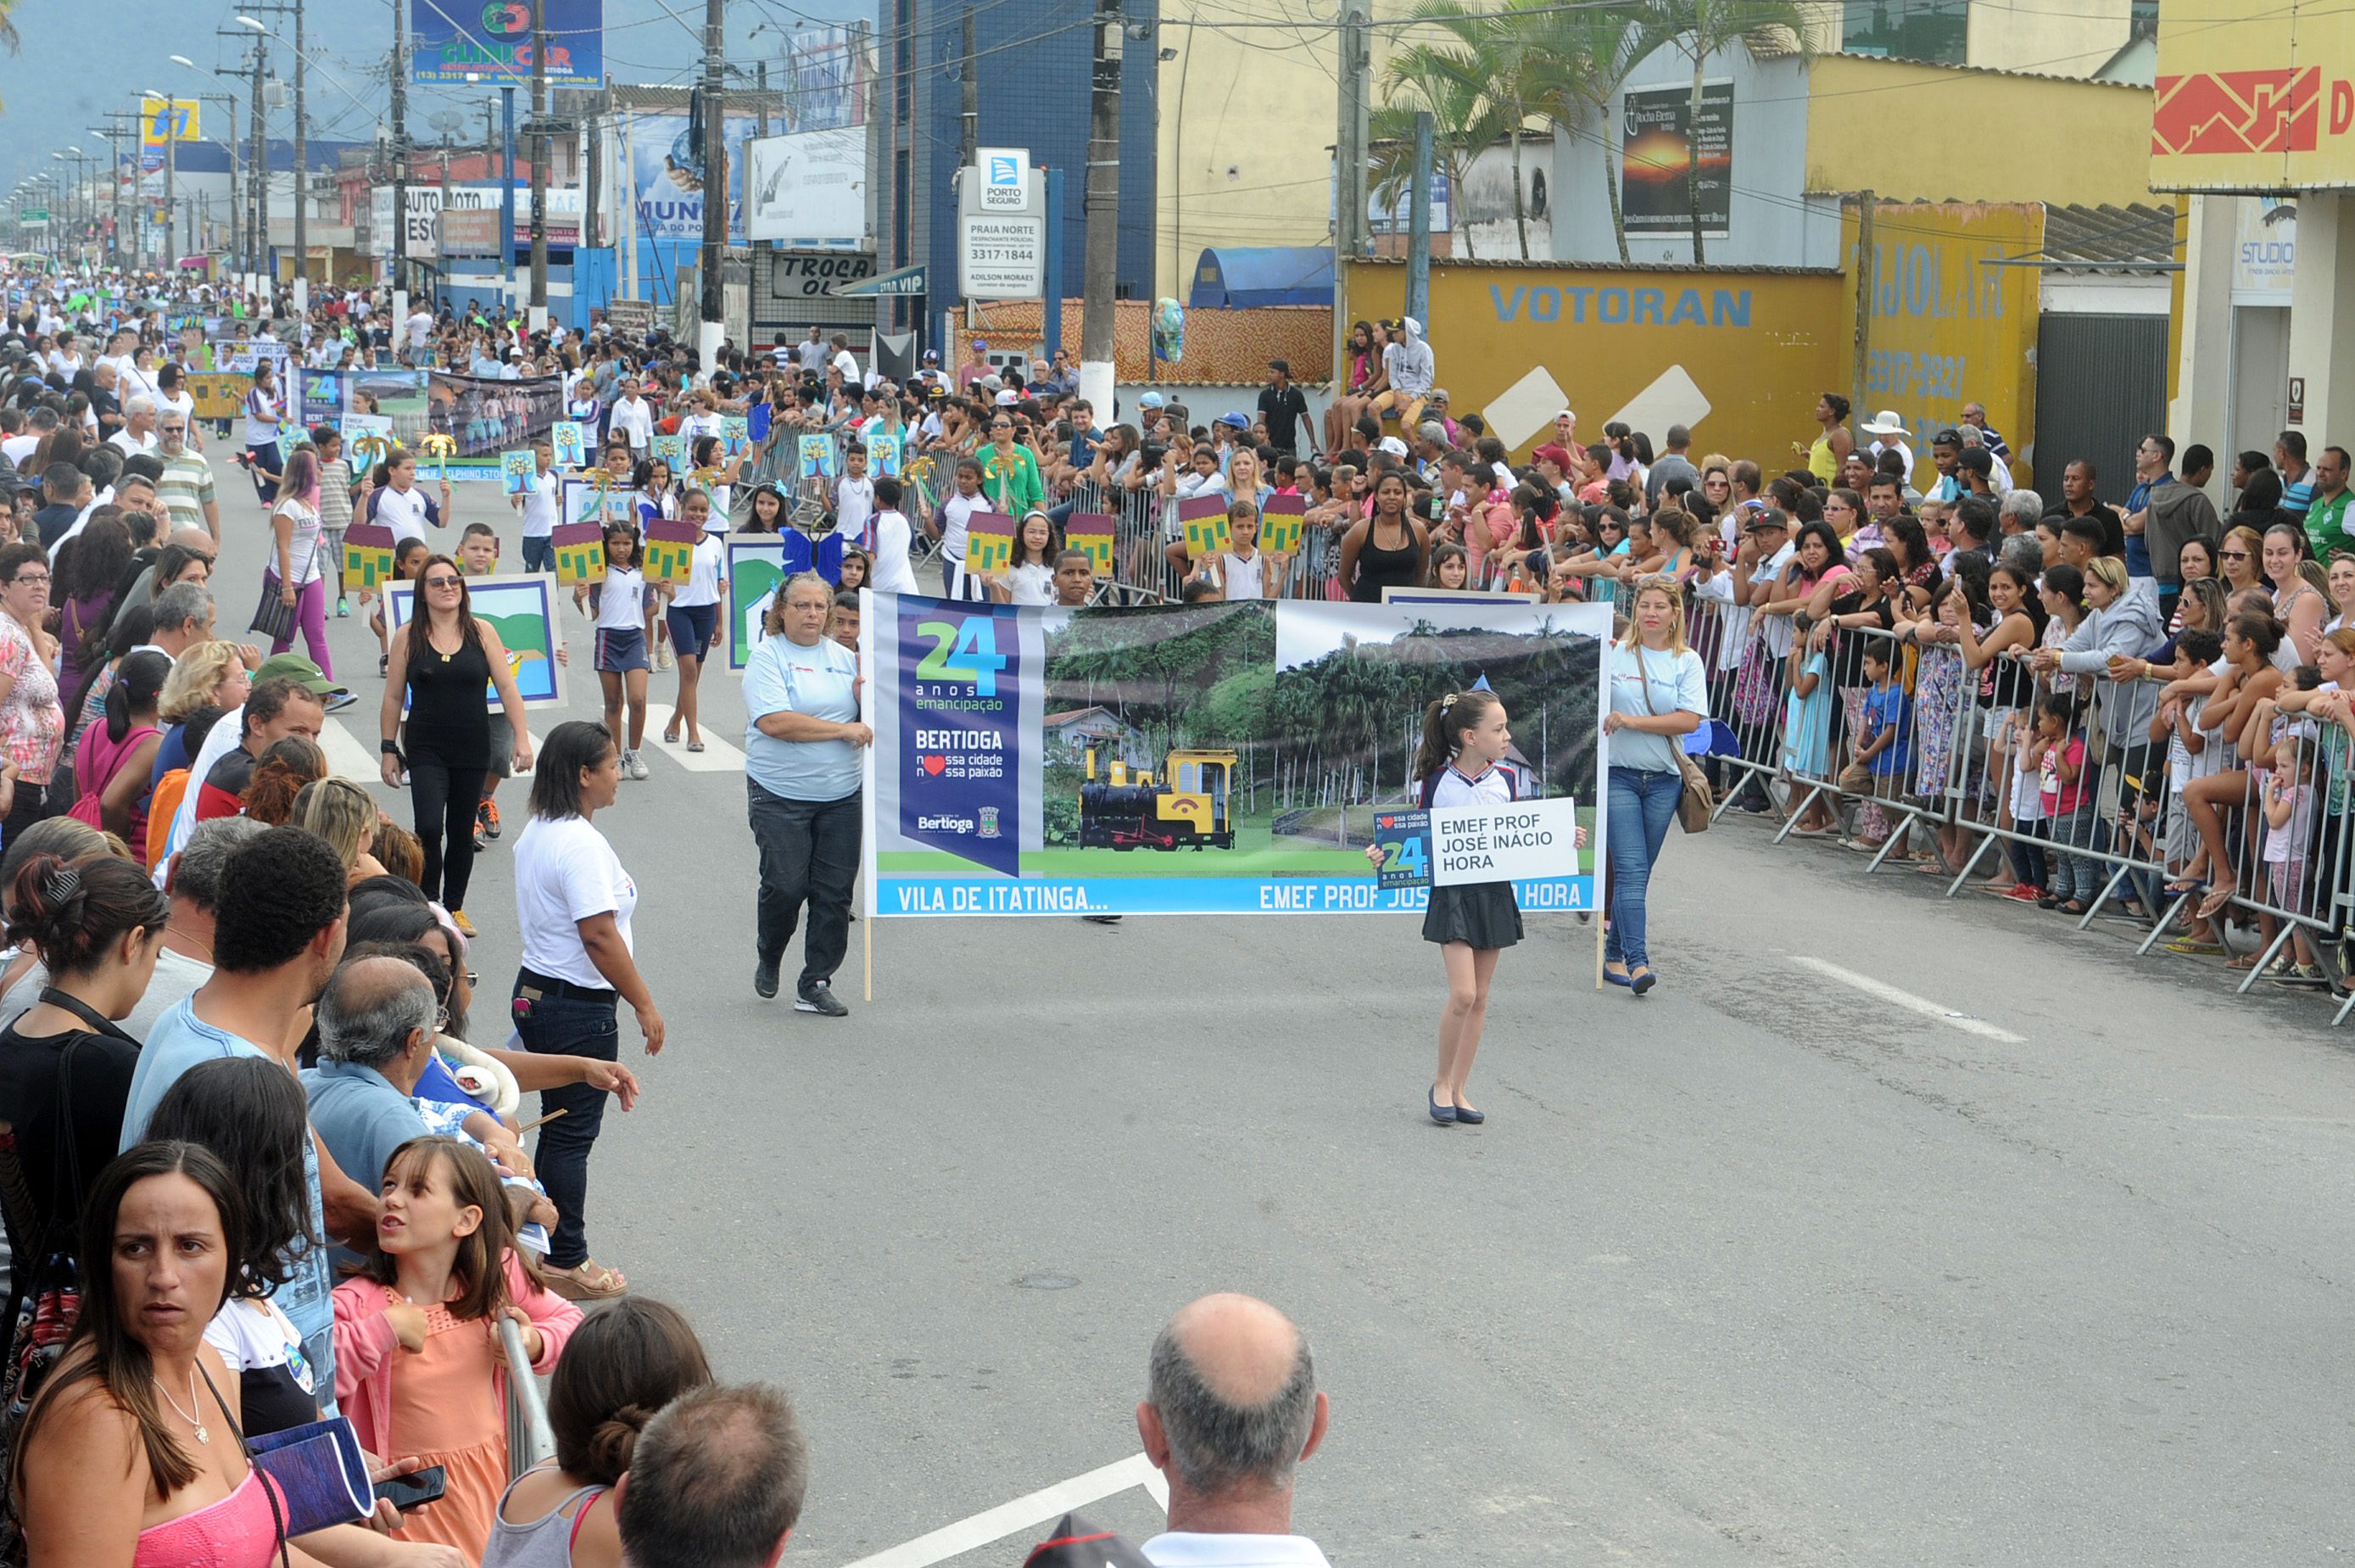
[1024,1515,1152,1568]
[995,388,1019,405]
[1532,443,1573,469]
[254,653,348,700]
[1377,435,1409,458]
[971,338,987,352]
[1139,390,1166,410]
[1216,411,1249,430]
[1268,358,1290,375]
[922,349,940,362]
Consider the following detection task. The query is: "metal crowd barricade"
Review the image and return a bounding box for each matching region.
[500,1314,557,1478]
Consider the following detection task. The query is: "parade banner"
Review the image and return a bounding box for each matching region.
[862,597,1608,918]
[185,371,249,422]
[387,571,567,710]
[425,371,562,461]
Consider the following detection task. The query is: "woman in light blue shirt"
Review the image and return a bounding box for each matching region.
[1603,576,1706,996]
[741,572,870,1015]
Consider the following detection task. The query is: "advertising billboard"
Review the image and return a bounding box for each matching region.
[2151,0,2355,192]
[617,111,762,243]
[410,0,603,89]
[744,127,868,243]
[1622,81,1733,240]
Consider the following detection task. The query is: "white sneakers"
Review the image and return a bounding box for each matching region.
[623,750,650,780]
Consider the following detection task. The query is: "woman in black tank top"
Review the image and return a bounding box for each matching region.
[382,554,533,925]
[1342,470,1430,602]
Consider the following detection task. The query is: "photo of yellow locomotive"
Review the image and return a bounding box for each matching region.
[1078,746,1238,851]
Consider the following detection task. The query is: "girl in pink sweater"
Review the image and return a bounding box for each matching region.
[333,1136,581,1560]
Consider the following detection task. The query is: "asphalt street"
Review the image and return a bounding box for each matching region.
[188,444,2355,1565]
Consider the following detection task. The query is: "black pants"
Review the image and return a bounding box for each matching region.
[409,745,488,910]
[511,977,617,1270]
[747,778,861,991]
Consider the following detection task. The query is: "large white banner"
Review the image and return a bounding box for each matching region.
[744,127,868,244]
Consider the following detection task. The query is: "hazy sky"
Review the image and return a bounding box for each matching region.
[0,0,867,215]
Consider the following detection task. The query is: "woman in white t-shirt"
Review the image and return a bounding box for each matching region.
[266,448,332,677]
[988,510,1060,605]
[242,361,286,504]
[659,489,729,753]
[510,719,665,1302]
[578,522,655,780]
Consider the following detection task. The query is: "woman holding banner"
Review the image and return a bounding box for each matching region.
[742,572,868,1017]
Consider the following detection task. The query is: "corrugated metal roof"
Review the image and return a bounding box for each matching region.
[2039,201,2177,268]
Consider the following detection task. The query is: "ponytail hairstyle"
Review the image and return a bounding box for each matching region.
[4,850,169,978]
[548,1298,714,1487]
[1412,689,1504,789]
[102,650,170,742]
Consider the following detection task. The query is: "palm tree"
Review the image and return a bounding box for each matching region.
[1404,0,1546,259]
[1627,0,1816,263]
[1375,43,1510,260]
[1517,6,1649,263]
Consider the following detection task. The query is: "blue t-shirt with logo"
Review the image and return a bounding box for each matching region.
[121,994,338,1415]
[742,633,862,802]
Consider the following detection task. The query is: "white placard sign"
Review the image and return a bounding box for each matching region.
[1431,797,1582,887]
[961,215,1045,299]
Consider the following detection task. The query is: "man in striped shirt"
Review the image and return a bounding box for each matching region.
[154,410,219,544]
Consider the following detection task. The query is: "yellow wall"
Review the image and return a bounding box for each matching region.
[1842,201,2043,484]
[1805,55,2153,209]
[1345,258,1845,465]
[2150,0,2355,191]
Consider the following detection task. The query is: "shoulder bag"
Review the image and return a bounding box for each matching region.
[1632,643,1714,834]
[249,511,321,642]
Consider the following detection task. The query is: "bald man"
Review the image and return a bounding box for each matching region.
[1136,1293,1330,1566]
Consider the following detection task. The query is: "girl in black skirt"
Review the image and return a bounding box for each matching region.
[1372,689,1565,1128]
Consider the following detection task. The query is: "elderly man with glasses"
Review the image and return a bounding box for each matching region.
[154,411,220,544]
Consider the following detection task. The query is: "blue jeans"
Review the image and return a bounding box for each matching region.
[511,980,620,1270]
[521,534,555,572]
[1605,766,1683,969]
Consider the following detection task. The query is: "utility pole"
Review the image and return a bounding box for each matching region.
[1850,189,1874,451]
[390,14,410,321]
[756,59,769,137]
[502,85,518,317]
[528,0,549,328]
[293,0,307,306]
[1406,110,1432,326]
[697,0,726,371]
[250,32,269,291]
[958,8,978,170]
[164,105,178,268]
[1331,0,1370,408]
[1078,0,1120,417]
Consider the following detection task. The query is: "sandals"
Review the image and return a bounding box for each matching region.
[686,740,706,753]
[2196,886,2235,920]
[544,1259,629,1301]
[2162,879,2207,898]
[661,726,681,745]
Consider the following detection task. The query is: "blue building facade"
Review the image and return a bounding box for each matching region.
[879,0,1159,346]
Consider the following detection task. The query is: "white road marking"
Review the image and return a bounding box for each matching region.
[636,702,746,773]
[836,1453,1166,1568]
[317,715,382,783]
[1788,957,2027,1043]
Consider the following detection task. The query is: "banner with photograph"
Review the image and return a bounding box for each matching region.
[617,111,762,243]
[861,597,1607,918]
[424,371,564,461]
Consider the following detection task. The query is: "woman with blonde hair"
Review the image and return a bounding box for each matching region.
[292,776,391,884]
[159,641,252,724]
[2218,524,2266,595]
[1602,575,1706,996]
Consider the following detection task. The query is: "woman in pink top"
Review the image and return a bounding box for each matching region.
[9,1141,321,1568]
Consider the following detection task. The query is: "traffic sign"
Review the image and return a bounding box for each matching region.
[20,209,47,224]
[831,263,926,299]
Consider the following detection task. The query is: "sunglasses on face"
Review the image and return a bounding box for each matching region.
[422,575,463,589]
